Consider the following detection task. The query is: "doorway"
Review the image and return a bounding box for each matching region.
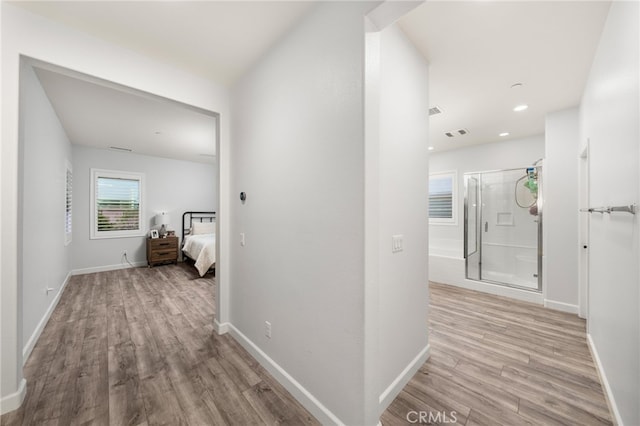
[18,57,223,364]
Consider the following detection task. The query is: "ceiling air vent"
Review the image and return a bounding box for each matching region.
[429,106,443,116]
[444,129,470,138]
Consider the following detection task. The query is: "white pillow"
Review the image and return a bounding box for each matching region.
[191,221,215,235]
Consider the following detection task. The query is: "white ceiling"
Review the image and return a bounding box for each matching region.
[16,1,315,165]
[14,1,612,158]
[14,1,316,85]
[34,66,218,164]
[398,1,611,151]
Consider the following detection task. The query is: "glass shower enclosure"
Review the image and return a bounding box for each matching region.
[464,167,542,291]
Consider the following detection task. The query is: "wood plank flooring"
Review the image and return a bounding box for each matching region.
[382,282,612,426]
[2,270,612,425]
[1,264,318,426]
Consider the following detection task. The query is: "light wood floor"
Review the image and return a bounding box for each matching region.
[2,270,612,425]
[382,282,612,426]
[0,264,318,426]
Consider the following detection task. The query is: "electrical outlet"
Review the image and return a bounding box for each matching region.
[265,321,272,338]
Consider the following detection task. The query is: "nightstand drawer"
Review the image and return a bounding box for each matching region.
[149,239,178,249]
[150,250,176,262]
[147,236,178,267]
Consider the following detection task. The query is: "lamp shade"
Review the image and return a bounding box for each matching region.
[155,212,170,226]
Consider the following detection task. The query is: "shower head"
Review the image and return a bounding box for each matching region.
[532,158,543,166]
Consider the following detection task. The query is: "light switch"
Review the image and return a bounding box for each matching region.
[240,233,245,246]
[392,234,403,253]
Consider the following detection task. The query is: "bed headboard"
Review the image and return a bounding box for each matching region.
[182,211,216,248]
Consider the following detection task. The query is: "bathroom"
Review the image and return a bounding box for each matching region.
[428,107,585,314]
[428,133,550,305]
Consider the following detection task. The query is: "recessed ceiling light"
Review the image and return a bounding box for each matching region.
[499,132,510,137]
[513,104,528,112]
[511,83,523,89]
[428,146,435,151]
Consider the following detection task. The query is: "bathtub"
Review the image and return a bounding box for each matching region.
[429,239,461,258]
[429,239,466,286]
[430,246,461,258]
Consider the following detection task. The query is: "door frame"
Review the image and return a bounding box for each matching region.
[579,144,590,320]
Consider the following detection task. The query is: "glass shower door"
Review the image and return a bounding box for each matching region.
[465,174,481,281]
[480,169,539,289]
[464,167,542,292]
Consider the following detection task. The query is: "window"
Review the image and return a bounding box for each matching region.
[65,160,72,245]
[90,169,145,239]
[429,171,457,224]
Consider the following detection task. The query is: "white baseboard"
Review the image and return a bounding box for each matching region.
[378,344,430,414]
[587,334,623,425]
[22,272,72,364]
[432,278,544,305]
[71,260,147,276]
[0,379,26,415]
[227,323,344,425]
[214,319,230,334]
[543,299,579,314]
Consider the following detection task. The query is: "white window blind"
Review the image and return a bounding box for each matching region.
[429,171,457,224]
[65,161,72,245]
[91,169,145,239]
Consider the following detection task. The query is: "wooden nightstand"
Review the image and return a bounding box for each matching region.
[147,236,178,267]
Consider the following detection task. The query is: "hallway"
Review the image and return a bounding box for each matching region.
[383,283,611,425]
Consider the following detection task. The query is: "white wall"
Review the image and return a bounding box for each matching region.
[19,63,73,362]
[429,135,545,255]
[580,2,639,424]
[72,145,216,272]
[230,3,377,423]
[230,2,430,422]
[544,108,580,311]
[375,22,429,412]
[1,3,230,411]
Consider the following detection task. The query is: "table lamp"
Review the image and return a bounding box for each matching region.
[156,212,170,237]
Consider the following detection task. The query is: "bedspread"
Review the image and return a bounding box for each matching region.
[182,233,216,277]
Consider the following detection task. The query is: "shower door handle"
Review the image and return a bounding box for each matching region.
[484,222,488,232]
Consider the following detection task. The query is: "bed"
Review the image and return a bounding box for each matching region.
[181,211,216,277]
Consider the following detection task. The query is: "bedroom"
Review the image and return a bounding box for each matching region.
[19,58,220,363]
